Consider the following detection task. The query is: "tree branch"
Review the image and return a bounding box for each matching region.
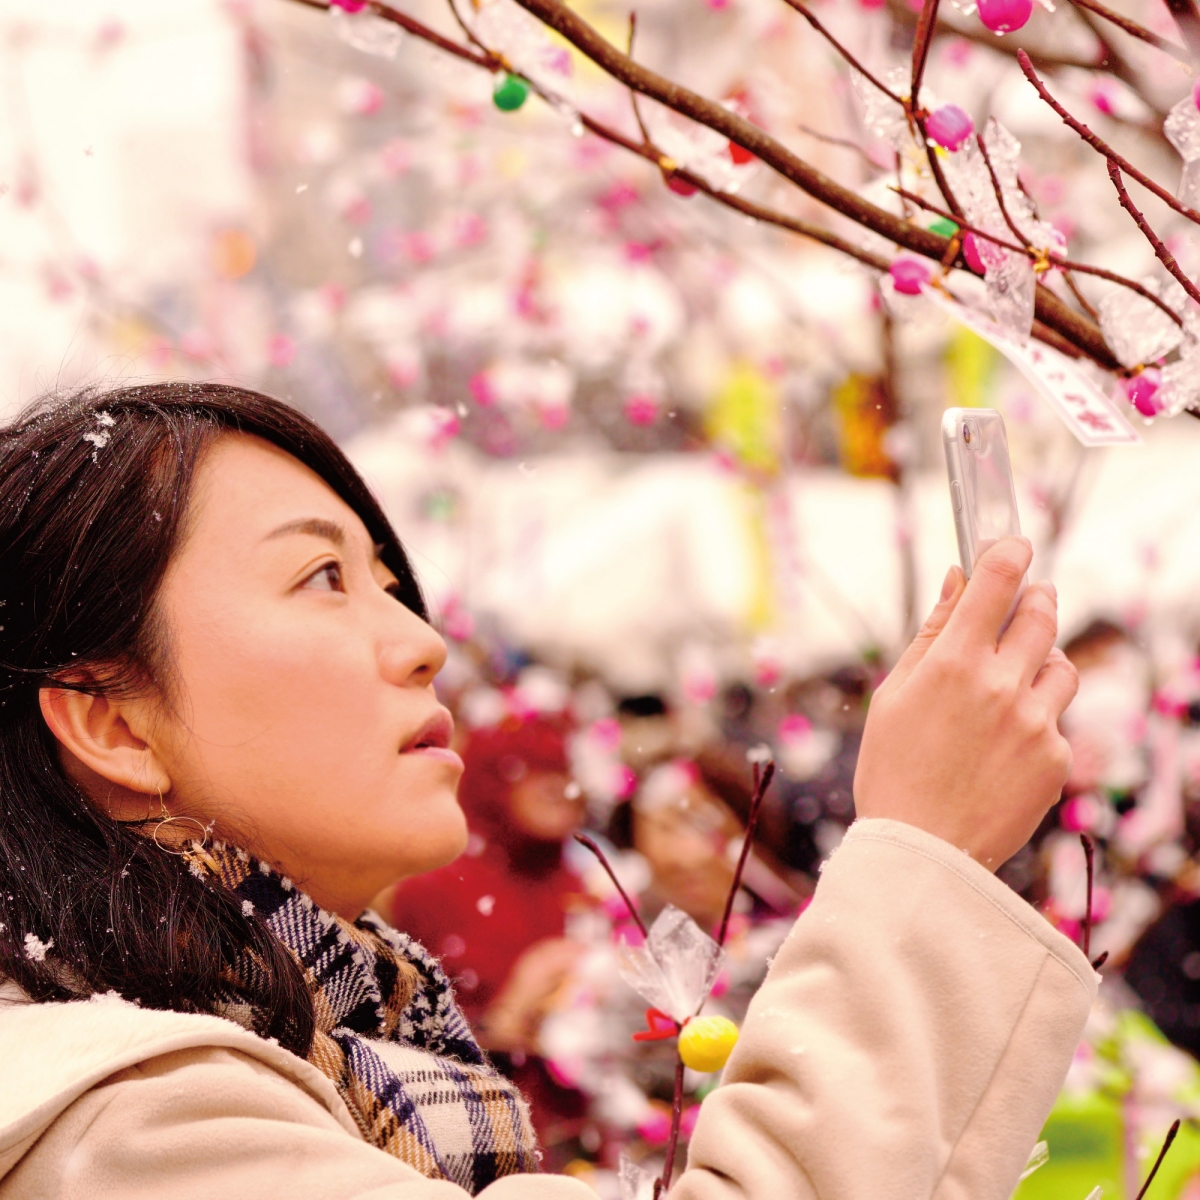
[1107,158,1200,307]
[282,0,1120,367]
[910,0,940,104]
[506,0,1117,363]
[1019,51,1200,227]
[1066,0,1191,63]
[896,186,1185,322]
[778,0,906,104]
[1160,0,1200,60]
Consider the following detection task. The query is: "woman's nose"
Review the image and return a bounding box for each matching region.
[378,604,447,687]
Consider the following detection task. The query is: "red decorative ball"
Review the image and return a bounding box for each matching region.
[727,141,755,165]
[666,174,697,197]
[977,0,1032,32]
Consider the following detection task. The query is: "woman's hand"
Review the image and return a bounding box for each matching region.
[854,537,1078,871]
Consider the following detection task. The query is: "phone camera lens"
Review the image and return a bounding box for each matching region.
[962,424,972,445]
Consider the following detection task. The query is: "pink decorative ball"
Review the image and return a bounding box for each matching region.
[331,0,368,11]
[889,257,932,296]
[1123,369,1163,417]
[977,0,1032,32]
[925,104,974,152]
[666,174,698,197]
[962,233,986,274]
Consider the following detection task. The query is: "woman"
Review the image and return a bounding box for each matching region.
[0,382,1090,1199]
[382,714,591,1156]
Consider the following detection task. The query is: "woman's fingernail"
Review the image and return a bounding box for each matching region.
[1040,579,1057,601]
[940,567,957,602]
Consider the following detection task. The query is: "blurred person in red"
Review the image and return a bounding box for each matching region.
[377,712,590,1161]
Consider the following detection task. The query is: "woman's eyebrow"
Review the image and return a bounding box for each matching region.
[262,517,346,546]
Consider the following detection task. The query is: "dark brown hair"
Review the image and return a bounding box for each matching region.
[0,382,426,1054]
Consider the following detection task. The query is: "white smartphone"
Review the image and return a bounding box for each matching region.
[941,407,1022,579]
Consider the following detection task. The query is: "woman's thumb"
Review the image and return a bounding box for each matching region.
[888,566,966,687]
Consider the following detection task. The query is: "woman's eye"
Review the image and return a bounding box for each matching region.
[303,562,344,592]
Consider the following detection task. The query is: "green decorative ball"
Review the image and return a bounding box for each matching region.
[929,216,959,238]
[493,74,530,112]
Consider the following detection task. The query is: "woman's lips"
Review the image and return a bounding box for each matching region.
[400,710,462,769]
[402,709,454,752]
[406,745,464,770]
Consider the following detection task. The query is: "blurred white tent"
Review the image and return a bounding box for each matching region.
[348,414,1200,690]
[0,0,250,416]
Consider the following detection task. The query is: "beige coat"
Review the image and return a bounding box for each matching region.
[0,819,1096,1200]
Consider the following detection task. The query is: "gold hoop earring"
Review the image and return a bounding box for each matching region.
[151,790,208,855]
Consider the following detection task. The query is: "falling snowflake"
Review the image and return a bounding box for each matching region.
[23,932,53,961]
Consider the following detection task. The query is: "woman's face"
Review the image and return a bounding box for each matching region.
[148,434,466,915]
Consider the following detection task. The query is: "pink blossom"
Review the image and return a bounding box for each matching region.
[1193,76,1200,112]
[320,282,347,312]
[925,104,974,152]
[451,212,488,248]
[615,764,638,800]
[341,195,372,225]
[779,713,812,742]
[944,38,973,67]
[539,400,570,430]
[589,717,623,751]
[267,333,296,368]
[468,371,497,408]
[402,231,436,264]
[379,138,413,176]
[624,392,660,425]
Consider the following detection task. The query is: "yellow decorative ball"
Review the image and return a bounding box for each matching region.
[678,1016,739,1073]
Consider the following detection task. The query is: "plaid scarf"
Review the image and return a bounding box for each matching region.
[185,842,538,1194]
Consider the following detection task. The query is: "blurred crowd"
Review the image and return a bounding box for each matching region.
[369,617,1200,1196]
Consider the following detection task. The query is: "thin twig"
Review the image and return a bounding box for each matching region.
[894,186,1185,323]
[1019,52,1200,228]
[976,131,1033,249]
[796,121,876,165]
[910,0,940,106]
[443,0,492,57]
[1161,0,1200,59]
[626,13,653,148]
[1081,834,1095,959]
[574,833,648,938]
[716,761,776,947]
[660,1057,687,1190]
[777,0,906,104]
[1092,949,1109,969]
[1107,158,1200,307]
[917,113,966,218]
[1066,0,1191,62]
[1135,1120,1181,1200]
[1063,270,1101,320]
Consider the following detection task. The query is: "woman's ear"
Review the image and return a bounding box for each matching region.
[38,685,171,803]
